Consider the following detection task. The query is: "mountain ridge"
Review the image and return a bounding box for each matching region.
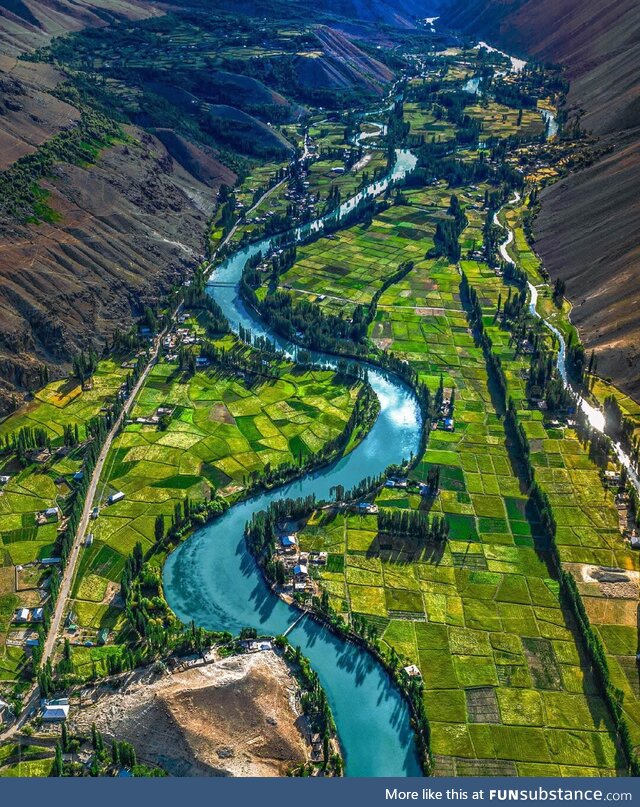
[444,0,640,398]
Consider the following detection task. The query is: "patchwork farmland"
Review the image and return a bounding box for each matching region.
[269,93,638,770]
[0,359,130,681]
[68,337,363,643]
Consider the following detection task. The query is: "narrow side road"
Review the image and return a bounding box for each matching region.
[0,138,309,741]
[0,324,169,742]
[0,136,311,741]
[42,332,165,665]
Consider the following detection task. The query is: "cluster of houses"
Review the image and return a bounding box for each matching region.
[13,606,44,624]
[611,480,640,549]
[162,317,201,363]
[275,532,327,595]
[384,476,438,499]
[253,247,290,275]
[351,501,379,515]
[385,477,408,490]
[134,405,176,427]
[240,639,273,653]
[604,470,622,488]
[434,396,455,432]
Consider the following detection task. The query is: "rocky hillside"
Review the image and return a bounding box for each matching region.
[0,51,234,413]
[296,26,393,94]
[307,0,443,27]
[0,0,157,56]
[444,0,640,397]
[0,0,430,413]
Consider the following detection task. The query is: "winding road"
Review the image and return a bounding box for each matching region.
[494,195,640,496]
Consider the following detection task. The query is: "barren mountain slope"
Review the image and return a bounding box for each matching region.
[0,0,158,56]
[71,653,311,777]
[444,0,640,397]
[296,26,393,93]
[0,8,237,413]
[0,71,234,411]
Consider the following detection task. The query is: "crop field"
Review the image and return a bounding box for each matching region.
[0,357,129,547]
[307,119,348,150]
[275,200,443,316]
[404,103,457,142]
[69,346,360,633]
[0,358,131,680]
[465,212,640,751]
[0,759,53,777]
[467,102,544,140]
[292,229,622,773]
[287,119,629,770]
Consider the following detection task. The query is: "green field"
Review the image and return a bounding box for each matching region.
[282,60,634,771]
[297,250,624,774]
[0,358,131,681]
[68,339,361,637]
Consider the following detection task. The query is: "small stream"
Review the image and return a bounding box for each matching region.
[494,198,640,494]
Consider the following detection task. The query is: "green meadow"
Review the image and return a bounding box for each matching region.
[0,358,129,680]
[68,341,361,637]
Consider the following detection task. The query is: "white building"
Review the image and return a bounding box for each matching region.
[41,699,70,721]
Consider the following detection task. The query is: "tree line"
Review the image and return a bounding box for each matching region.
[463,270,640,776]
[378,508,449,544]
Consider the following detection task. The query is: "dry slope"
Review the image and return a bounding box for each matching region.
[0,52,234,414]
[444,0,640,398]
[71,652,311,777]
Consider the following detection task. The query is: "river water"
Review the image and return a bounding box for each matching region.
[164,149,425,777]
[163,44,569,778]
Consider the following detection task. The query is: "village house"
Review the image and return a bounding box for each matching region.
[279,534,297,552]
[354,502,378,514]
[36,506,59,525]
[403,664,421,678]
[41,698,70,722]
